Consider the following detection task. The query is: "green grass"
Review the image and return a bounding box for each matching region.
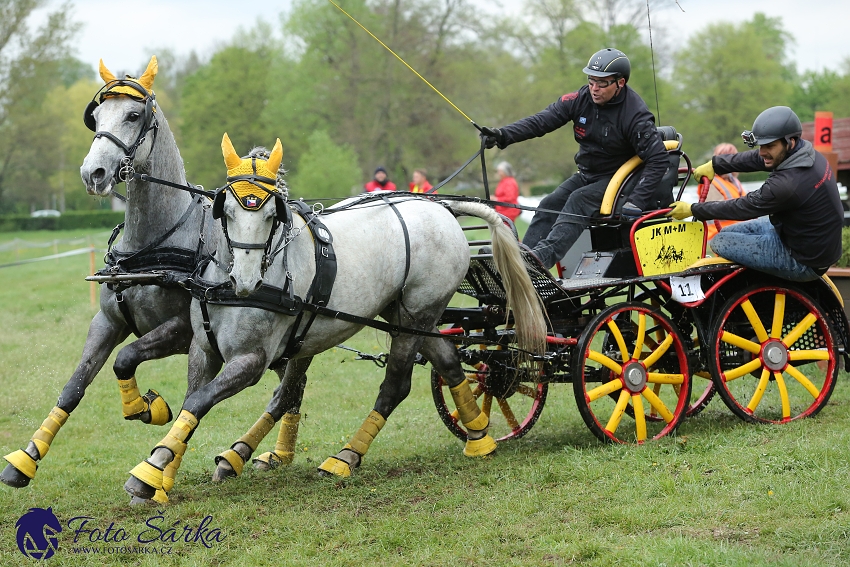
[1,230,850,566]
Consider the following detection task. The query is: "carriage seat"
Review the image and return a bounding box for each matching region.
[598,126,681,217]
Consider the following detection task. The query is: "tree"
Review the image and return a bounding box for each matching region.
[289,130,362,199]
[0,0,82,213]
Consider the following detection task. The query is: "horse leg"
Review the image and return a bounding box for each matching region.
[129,337,223,505]
[318,333,423,478]
[114,315,192,426]
[213,357,312,481]
[124,350,266,500]
[1,311,128,488]
[419,336,497,457]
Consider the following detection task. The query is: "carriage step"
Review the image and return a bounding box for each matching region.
[461,225,490,231]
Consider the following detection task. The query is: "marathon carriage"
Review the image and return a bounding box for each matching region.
[431,126,850,444]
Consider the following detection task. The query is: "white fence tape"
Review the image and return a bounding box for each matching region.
[0,247,106,269]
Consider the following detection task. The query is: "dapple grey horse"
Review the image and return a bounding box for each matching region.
[0,57,213,502]
[123,135,547,500]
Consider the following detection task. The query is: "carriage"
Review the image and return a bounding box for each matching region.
[430,126,850,445]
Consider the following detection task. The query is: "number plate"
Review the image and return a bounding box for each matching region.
[669,275,704,303]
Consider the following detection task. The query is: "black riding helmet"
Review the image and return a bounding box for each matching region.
[741,106,803,148]
[582,48,631,83]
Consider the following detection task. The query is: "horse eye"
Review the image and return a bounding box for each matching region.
[127,112,141,122]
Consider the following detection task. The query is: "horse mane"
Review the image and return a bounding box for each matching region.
[245,146,288,198]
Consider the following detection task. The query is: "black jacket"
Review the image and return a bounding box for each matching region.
[498,85,669,210]
[692,140,843,269]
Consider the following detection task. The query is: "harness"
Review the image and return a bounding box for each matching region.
[96,196,206,337]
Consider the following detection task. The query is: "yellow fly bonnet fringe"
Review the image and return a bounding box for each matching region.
[219,133,284,211]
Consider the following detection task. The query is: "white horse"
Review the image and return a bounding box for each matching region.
[122,135,547,500]
[0,57,213,502]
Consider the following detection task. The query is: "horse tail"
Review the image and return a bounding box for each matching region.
[446,201,547,355]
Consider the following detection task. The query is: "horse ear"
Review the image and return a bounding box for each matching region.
[221,133,241,170]
[138,56,158,91]
[267,139,283,174]
[99,59,117,84]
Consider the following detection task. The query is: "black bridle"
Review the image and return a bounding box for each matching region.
[84,79,159,186]
[211,157,292,277]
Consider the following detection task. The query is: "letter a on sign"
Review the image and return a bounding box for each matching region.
[814,111,833,152]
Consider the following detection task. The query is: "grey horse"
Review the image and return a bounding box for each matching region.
[122,135,548,500]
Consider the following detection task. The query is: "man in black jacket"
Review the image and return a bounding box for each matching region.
[669,106,843,282]
[480,48,669,269]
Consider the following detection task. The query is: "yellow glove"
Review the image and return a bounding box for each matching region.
[693,160,714,182]
[667,202,693,220]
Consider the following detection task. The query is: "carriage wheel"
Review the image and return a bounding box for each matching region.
[573,302,691,444]
[709,285,838,424]
[634,291,714,417]
[431,339,548,442]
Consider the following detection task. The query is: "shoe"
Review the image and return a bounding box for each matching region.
[518,242,547,271]
[477,245,492,255]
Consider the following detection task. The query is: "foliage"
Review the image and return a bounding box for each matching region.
[289,130,363,199]
[836,227,850,268]
[0,0,84,213]
[0,210,124,232]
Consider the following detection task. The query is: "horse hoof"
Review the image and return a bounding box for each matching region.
[124,476,157,500]
[211,461,237,483]
[0,463,31,488]
[317,456,352,478]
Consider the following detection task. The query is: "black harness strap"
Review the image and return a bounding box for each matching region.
[380,194,411,336]
[115,290,142,338]
[199,300,224,362]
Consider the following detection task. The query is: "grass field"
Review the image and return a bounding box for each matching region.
[1,229,850,566]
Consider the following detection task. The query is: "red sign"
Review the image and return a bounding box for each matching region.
[814,111,833,152]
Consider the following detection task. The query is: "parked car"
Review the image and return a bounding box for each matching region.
[31,209,61,218]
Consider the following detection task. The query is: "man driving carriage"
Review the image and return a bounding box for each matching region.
[479,48,670,270]
[669,106,843,282]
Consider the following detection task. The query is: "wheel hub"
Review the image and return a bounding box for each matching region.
[761,339,788,371]
[622,361,647,393]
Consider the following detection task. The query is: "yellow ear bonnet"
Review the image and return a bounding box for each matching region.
[219,134,283,211]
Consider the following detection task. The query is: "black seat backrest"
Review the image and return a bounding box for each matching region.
[613,126,680,212]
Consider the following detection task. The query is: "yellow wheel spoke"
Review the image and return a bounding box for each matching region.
[785,365,821,400]
[497,398,520,431]
[482,394,493,418]
[632,313,646,360]
[724,358,763,382]
[633,395,647,442]
[775,372,790,419]
[588,350,623,375]
[721,331,762,354]
[771,292,785,338]
[586,379,624,402]
[746,369,770,412]
[516,384,537,398]
[741,299,769,343]
[647,373,685,385]
[642,387,675,423]
[643,334,673,369]
[782,313,818,348]
[450,409,459,420]
[650,383,662,417]
[471,385,484,398]
[788,350,831,362]
[607,319,630,362]
[605,390,631,434]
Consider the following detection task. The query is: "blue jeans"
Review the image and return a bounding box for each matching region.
[522,173,611,269]
[709,217,820,282]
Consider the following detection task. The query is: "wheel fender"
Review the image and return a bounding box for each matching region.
[799,276,850,371]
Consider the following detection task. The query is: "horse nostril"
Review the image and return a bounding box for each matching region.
[253,279,263,292]
[91,168,106,184]
[229,275,237,288]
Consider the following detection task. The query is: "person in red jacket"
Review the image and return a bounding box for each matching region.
[494,161,520,221]
[409,169,433,193]
[364,166,396,192]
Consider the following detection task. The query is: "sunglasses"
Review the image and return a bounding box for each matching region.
[587,76,619,88]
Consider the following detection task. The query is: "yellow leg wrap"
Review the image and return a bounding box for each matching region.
[343,410,386,456]
[3,450,38,479]
[463,435,497,457]
[253,413,300,468]
[128,460,164,491]
[317,456,351,477]
[237,412,275,452]
[156,410,198,457]
[215,449,244,476]
[151,490,169,504]
[118,377,147,417]
[449,380,488,430]
[161,453,182,494]
[31,407,69,459]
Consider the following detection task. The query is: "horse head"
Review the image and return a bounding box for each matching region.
[217,133,286,297]
[80,56,159,196]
